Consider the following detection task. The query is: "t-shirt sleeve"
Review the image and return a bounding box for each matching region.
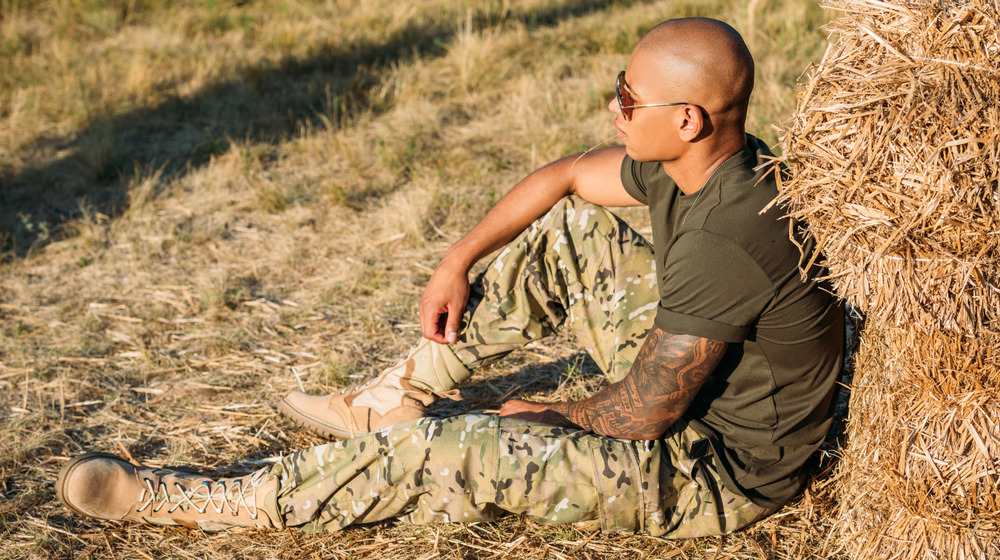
[654,230,775,343]
[620,155,649,204]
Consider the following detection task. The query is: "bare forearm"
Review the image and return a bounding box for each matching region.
[500,328,726,440]
[529,378,674,440]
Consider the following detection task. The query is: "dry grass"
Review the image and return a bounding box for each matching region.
[1,1,841,558]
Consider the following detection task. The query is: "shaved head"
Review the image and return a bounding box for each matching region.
[632,18,754,132]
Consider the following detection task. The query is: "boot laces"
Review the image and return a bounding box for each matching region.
[137,469,269,520]
[336,376,376,395]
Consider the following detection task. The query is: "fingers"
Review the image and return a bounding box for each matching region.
[498,398,531,417]
[420,306,449,343]
[444,302,462,344]
[498,400,516,416]
[419,267,470,344]
[419,297,461,343]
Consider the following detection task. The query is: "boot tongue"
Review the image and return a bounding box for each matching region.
[135,470,202,515]
[141,470,257,517]
[160,469,278,529]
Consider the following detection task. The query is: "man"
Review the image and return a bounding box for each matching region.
[56,18,843,538]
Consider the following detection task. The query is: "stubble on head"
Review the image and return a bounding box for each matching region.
[635,18,755,133]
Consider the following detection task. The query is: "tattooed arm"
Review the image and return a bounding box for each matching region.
[498,326,726,440]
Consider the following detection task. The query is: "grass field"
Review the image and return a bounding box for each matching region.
[0,1,844,558]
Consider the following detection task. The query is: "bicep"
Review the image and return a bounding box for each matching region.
[566,146,643,207]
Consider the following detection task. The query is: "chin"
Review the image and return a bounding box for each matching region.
[626,148,655,163]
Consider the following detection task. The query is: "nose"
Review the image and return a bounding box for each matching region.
[608,96,622,116]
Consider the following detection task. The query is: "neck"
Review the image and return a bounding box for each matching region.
[661,133,747,195]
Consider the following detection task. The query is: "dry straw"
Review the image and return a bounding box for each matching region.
[840,326,999,559]
[772,0,1000,334]
[774,0,1000,558]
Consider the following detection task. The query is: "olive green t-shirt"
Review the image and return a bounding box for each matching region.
[621,135,844,509]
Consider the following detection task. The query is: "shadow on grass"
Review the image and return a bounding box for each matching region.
[0,0,634,259]
[428,351,606,418]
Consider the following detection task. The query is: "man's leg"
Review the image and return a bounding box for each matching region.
[55,415,769,536]
[279,196,658,436]
[453,195,657,382]
[272,415,771,537]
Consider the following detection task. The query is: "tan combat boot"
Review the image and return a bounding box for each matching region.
[56,452,282,531]
[278,338,470,439]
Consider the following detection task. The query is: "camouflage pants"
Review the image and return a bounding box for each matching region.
[271,197,771,536]
[450,195,660,381]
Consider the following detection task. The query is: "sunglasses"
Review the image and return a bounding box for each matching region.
[615,70,689,121]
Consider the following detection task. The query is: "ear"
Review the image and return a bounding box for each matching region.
[677,105,704,141]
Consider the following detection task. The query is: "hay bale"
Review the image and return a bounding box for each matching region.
[772,0,1000,333]
[774,1,1000,557]
[840,326,1000,559]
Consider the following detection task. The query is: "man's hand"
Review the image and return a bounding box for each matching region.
[499,399,573,426]
[498,327,726,440]
[419,262,470,344]
[498,398,542,417]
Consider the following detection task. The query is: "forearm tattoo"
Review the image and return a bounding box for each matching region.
[533,327,726,440]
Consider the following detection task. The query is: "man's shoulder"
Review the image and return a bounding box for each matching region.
[622,155,676,195]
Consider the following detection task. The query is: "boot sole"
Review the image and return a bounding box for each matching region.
[56,452,130,520]
[276,397,369,441]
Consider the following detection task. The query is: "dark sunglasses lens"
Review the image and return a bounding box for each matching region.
[616,72,633,120]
